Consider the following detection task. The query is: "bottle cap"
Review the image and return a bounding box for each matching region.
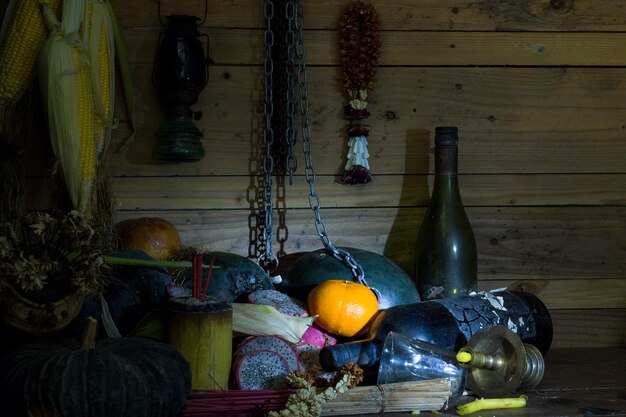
[435,126,458,147]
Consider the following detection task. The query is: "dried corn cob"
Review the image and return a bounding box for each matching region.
[0,0,61,103]
[84,0,115,156]
[39,0,97,218]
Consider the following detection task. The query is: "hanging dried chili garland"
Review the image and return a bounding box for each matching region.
[338,0,381,184]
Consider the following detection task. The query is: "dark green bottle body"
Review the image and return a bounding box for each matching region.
[415,127,477,300]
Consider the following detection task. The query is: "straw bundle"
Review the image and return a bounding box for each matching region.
[181,379,452,417]
[321,379,452,416]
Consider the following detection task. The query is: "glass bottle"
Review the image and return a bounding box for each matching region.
[319,290,553,372]
[415,126,477,300]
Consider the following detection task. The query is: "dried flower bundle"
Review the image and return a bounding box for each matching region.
[338,1,381,185]
[338,1,381,101]
[0,210,109,297]
[268,363,363,417]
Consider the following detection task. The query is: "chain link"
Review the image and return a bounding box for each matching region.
[292,0,366,286]
[284,0,298,184]
[259,0,277,273]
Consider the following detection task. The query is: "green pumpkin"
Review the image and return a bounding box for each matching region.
[281,247,420,309]
[0,318,191,417]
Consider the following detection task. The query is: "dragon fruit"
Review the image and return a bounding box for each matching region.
[233,349,291,390]
[234,335,300,372]
[299,325,337,348]
[247,289,308,317]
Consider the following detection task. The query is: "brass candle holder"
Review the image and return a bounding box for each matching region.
[456,325,545,397]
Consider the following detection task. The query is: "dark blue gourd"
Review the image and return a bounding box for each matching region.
[281,247,420,309]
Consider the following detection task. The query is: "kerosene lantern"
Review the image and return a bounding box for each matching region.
[152,1,209,161]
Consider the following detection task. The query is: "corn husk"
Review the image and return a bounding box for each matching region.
[105,0,136,152]
[38,0,86,212]
[232,303,316,344]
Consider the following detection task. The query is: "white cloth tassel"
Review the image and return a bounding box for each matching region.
[345,135,370,170]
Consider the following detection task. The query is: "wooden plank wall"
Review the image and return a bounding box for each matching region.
[7,0,626,348]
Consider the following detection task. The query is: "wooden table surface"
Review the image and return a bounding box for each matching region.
[360,347,626,417]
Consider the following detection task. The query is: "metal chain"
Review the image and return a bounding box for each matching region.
[258,0,366,284]
[284,0,298,184]
[259,0,278,272]
[270,0,289,176]
[292,0,366,285]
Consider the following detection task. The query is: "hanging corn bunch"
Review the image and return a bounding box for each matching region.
[0,0,62,104]
[37,0,115,222]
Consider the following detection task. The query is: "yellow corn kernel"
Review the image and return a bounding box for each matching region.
[0,0,61,103]
[98,11,113,127]
[72,46,97,217]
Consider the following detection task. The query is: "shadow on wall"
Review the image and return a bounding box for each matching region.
[382,128,431,278]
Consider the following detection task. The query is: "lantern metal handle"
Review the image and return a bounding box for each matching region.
[157,0,208,27]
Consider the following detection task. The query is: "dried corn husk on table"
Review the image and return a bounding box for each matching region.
[321,379,452,416]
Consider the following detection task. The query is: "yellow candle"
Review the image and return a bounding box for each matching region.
[456,395,527,415]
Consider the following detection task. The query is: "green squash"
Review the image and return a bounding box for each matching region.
[0,318,191,417]
[281,247,420,309]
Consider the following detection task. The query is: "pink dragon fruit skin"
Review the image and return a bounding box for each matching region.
[234,335,300,372]
[299,325,337,348]
[233,349,291,390]
[247,289,309,317]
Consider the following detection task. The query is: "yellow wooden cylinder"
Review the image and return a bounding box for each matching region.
[165,297,233,390]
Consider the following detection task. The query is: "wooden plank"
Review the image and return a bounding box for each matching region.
[110,66,626,176]
[478,279,626,310]
[113,207,626,281]
[473,207,626,281]
[540,348,626,389]
[549,309,626,348]
[108,0,626,31]
[122,28,626,66]
[110,174,626,210]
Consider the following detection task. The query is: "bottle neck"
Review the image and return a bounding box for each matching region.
[432,146,461,203]
[435,145,458,176]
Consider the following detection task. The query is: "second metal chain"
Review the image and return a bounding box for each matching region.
[292,0,366,286]
[259,0,277,273]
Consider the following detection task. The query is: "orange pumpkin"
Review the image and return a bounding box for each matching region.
[115,217,182,261]
[307,280,379,338]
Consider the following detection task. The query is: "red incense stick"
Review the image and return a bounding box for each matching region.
[200,255,215,300]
